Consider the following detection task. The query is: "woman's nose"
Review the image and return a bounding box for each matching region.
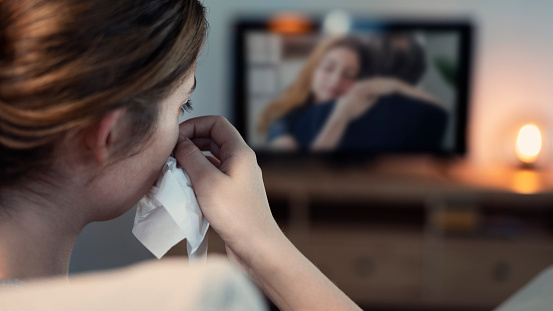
[328,72,344,88]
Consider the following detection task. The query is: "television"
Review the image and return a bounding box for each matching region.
[232,15,473,161]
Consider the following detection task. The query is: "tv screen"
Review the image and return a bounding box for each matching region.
[232,16,472,159]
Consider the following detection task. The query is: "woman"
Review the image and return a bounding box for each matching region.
[258,35,443,151]
[0,0,360,310]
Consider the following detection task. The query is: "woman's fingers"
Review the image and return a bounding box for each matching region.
[179,116,256,177]
[205,155,222,169]
[173,136,223,187]
[179,116,244,151]
[356,77,399,98]
[190,137,221,159]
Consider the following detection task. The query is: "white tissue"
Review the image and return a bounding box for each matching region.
[132,156,209,261]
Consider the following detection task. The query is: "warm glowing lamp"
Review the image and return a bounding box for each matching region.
[515,124,542,165]
[269,13,312,34]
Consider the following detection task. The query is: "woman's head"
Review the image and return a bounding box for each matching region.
[257,36,371,133]
[311,40,365,103]
[0,0,207,216]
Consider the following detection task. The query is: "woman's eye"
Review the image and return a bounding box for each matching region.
[179,100,193,117]
[322,64,335,73]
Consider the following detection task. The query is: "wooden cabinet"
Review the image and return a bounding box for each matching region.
[256,159,553,310]
[166,158,553,309]
[430,238,553,308]
[299,226,424,305]
[274,226,553,310]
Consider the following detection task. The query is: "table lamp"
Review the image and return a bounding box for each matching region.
[515,123,542,168]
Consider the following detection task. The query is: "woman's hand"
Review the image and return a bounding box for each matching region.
[311,78,397,151]
[333,77,399,122]
[173,116,281,264]
[339,77,446,118]
[174,116,360,311]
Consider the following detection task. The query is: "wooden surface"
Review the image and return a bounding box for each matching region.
[175,157,553,310]
[260,157,553,203]
[256,157,553,309]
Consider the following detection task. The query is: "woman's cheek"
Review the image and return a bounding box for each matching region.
[167,123,180,152]
[311,73,326,101]
[153,116,180,161]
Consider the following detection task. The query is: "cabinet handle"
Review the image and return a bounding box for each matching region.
[354,257,374,278]
[492,261,511,283]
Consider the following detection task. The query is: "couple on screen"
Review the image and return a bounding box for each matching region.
[258,33,449,152]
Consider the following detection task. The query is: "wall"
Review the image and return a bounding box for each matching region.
[70,0,553,273]
[189,0,553,165]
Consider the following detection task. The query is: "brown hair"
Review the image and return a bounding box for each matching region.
[0,0,207,187]
[256,36,372,133]
[372,33,427,85]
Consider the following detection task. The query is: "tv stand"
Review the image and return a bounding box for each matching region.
[258,157,553,310]
[170,157,553,309]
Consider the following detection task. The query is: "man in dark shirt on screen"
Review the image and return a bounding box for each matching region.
[272,33,449,152]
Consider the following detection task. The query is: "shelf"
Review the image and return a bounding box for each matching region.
[257,158,553,310]
[261,157,553,203]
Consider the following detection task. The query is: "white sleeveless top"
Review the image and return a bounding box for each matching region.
[0,257,266,311]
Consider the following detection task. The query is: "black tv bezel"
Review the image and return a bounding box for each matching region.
[231,17,473,162]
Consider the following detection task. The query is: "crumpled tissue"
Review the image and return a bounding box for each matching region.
[132,156,209,261]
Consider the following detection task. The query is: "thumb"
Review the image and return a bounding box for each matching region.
[173,135,221,187]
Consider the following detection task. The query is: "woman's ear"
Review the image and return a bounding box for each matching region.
[84,108,127,166]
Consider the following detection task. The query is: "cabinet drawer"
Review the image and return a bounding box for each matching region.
[303,227,423,304]
[434,239,553,307]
